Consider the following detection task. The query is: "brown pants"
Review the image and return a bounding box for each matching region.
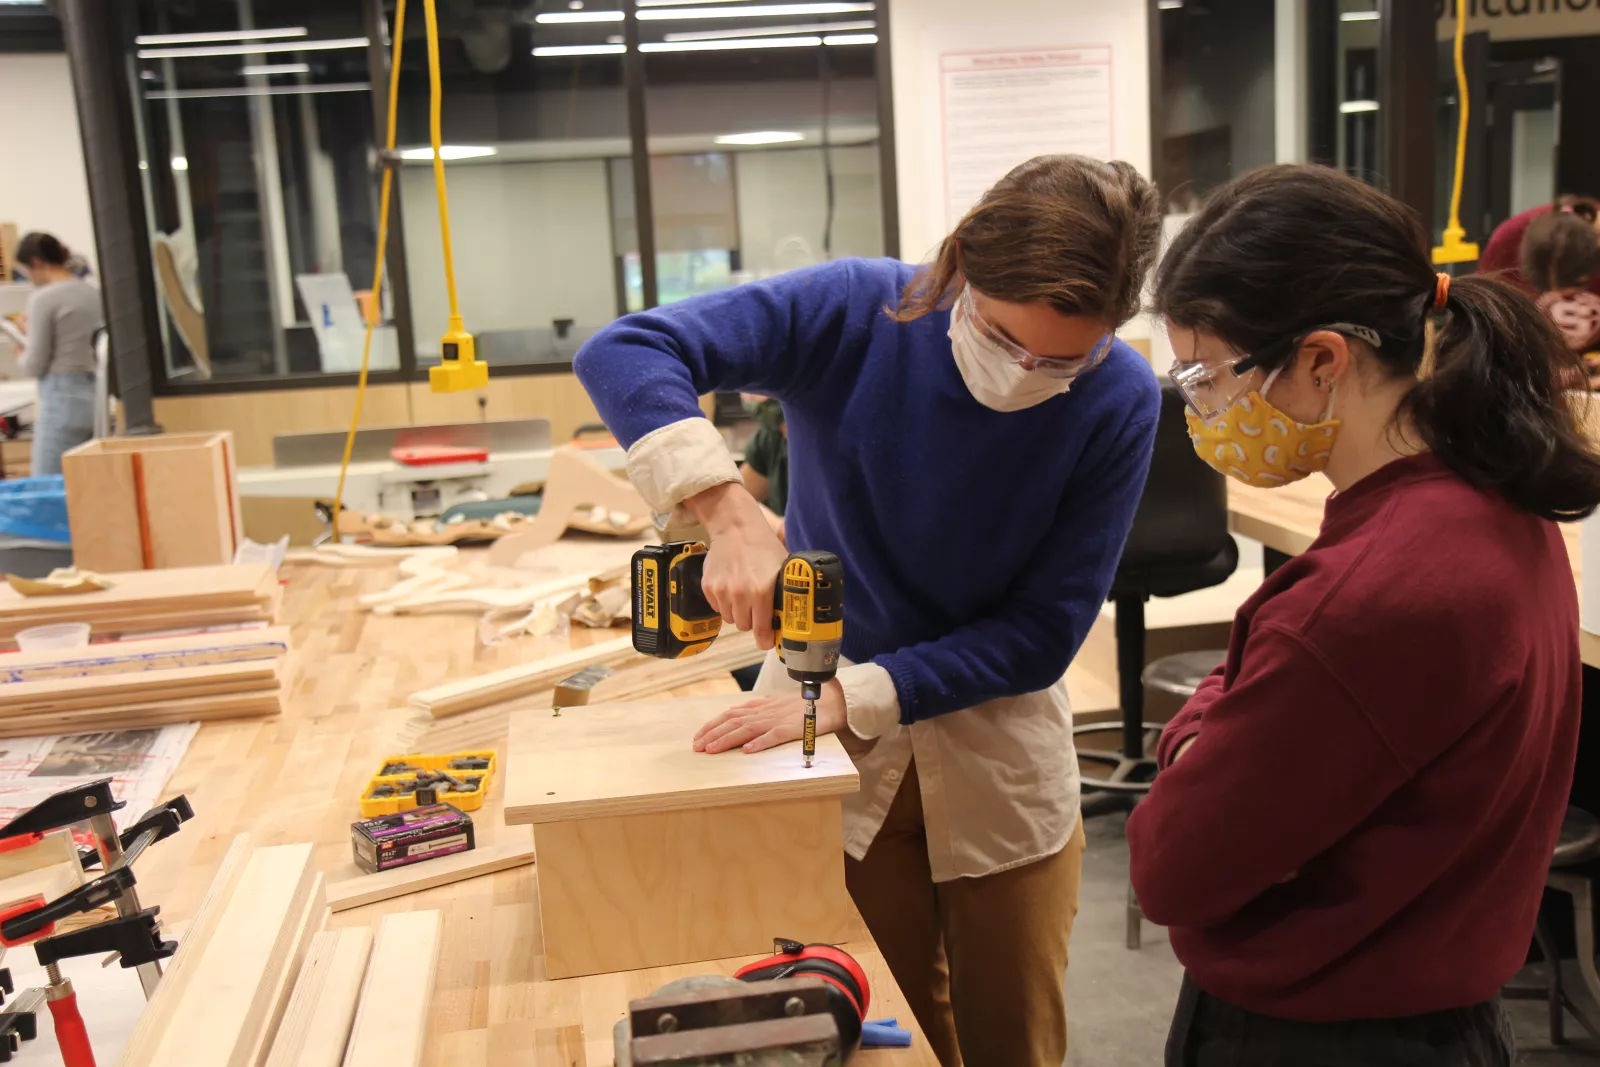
[845,761,1085,1067]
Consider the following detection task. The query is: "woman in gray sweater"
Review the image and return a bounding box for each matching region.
[15,232,101,475]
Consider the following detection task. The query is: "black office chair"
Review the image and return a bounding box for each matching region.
[1077,378,1238,814]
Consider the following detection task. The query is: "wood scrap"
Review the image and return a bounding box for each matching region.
[283,544,457,568]
[123,841,324,1067]
[263,927,373,1067]
[325,837,535,912]
[373,572,592,617]
[0,563,279,645]
[570,582,630,628]
[410,634,640,717]
[343,910,441,1067]
[0,691,284,739]
[488,449,653,568]
[5,569,112,596]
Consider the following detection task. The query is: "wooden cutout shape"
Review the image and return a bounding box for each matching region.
[488,449,652,568]
[153,237,211,378]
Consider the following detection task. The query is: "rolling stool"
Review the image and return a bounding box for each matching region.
[1506,806,1600,1044]
[1075,380,1238,948]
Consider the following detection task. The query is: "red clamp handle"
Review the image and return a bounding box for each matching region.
[48,989,96,1067]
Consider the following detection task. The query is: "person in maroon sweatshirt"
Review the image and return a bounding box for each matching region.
[1129,163,1600,1066]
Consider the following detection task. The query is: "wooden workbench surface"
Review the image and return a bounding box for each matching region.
[1227,477,1600,668]
[125,550,937,1066]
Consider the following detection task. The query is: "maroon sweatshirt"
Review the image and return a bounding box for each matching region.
[1126,453,1580,1021]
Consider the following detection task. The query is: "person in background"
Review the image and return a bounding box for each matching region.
[1520,209,1600,382]
[1129,164,1598,1066]
[1479,194,1599,290]
[739,394,788,536]
[13,232,102,476]
[575,155,1163,1066]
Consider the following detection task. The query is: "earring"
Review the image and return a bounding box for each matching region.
[1313,376,1324,388]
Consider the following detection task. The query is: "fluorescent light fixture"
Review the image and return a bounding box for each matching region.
[534,9,623,21]
[138,161,149,171]
[822,32,875,44]
[639,0,765,4]
[146,82,370,100]
[397,145,499,160]
[716,131,804,145]
[135,26,306,45]
[1340,9,1380,19]
[1157,0,1183,8]
[171,156,189,171]
[640,35,821,50]
[241,62,310,75]
[136,36,368,59]
[532,43,627,55]
[665,18,872,41]
[1339,98,1380,113]
[638,3,875,21]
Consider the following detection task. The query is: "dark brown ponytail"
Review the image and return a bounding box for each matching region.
[1156,163,1600,522]
[892,154,1161,329]
[15,232,68,269]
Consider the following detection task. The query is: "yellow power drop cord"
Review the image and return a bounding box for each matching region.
[1433,0,1479,266]
[330,0,485,540]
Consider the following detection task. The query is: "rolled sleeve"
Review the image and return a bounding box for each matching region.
[837,661,900,740]
[624,417,741,516]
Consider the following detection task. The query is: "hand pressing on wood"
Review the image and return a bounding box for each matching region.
[686,481,790,650]
[693,680,847,754]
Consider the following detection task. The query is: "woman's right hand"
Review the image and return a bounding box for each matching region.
[687,481,791,650]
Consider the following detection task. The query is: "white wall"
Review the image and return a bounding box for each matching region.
[0,54,96,273]
[887,0,1152,267]
[399,158,617,355]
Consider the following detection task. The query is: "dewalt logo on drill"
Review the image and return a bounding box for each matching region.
[640,559,659,629]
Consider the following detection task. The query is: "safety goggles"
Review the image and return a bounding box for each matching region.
[957,287,1114,381]
[1169,322,1382,425]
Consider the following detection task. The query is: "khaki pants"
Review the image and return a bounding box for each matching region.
[845,760,1085,1067]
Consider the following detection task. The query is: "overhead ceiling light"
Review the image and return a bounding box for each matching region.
[640,34,821,50]
[639,0,749,4]
[134,26,306,45]
[532,43,627,55]
[822,32,874,44]
[534,9,623,21]
[146,82,370,99]
[1339,99,1380,112]
[136,37,369,59]
[1157,0,1183,8]
[1340,9,1380,19]
[138,160,149,171]
[716,131,804,145]
[665,18,872,41]
[241,62,310,75]
[171,156,189,171]
[397,145,499,160]
[638,3,875,21]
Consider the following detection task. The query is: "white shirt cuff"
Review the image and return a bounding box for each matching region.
[837,662,901,740]
[625,417,741,519]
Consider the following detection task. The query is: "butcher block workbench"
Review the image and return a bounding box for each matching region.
[121,551,937,1066]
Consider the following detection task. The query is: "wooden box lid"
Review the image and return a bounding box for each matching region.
[504,694,859,825]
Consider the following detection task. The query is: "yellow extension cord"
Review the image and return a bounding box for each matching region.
[1434,0,1479,266]
[330,0,467,537]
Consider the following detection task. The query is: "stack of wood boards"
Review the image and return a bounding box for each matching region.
[119,836,326,1067]
[0,563,280,647]
[0,626,289,737]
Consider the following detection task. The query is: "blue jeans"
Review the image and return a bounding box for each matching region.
[31,373,96,477]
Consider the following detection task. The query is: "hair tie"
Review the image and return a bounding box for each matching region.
[1432,272,1450,313]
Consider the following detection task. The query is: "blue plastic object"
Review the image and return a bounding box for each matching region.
[0,476,69,544]
[861,1018,912,1049]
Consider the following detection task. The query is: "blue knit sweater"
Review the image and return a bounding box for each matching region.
[574,258,1159,723]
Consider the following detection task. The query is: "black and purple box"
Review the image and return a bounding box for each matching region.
[350,801,475,874]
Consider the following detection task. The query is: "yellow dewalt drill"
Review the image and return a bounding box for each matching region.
[632,542,843,766]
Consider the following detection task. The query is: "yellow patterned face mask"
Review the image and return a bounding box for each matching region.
[1185,368,1340,488]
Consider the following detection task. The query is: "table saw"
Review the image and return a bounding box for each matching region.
[236,418,627,522]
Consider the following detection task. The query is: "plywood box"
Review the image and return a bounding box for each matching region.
[63,432,243,572]
[505,694,860,979]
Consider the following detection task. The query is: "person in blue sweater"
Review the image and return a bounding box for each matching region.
[574,155,1161,1066]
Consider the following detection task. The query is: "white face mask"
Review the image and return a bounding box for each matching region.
[947,292,1073,412]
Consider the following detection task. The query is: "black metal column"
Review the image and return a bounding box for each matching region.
[1378,0,1435,223]
[621,0,658,310]
[365,0,418,376]
[873,3,899,260]
[55,0,162,433]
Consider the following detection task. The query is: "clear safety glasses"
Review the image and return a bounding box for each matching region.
[1168,322,1383,425]
[957,287,1114,381]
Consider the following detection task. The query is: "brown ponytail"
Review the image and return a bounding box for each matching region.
[892,154,1161,329]
[1156,163,1600,522]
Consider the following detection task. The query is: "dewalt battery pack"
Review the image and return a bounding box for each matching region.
[631,540,722,659]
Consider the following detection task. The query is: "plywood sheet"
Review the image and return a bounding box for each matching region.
[343,910,441,1067]
[504,694,857,825]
